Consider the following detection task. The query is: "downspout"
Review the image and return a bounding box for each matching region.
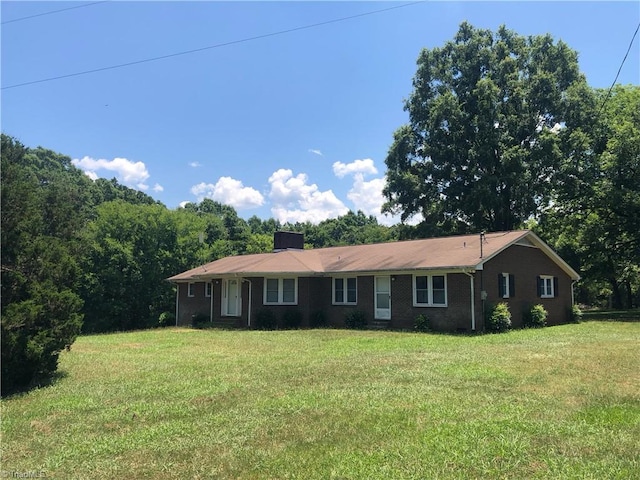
[571,280,577,306]
[210,281,214,325]
[463,271,476,331]
[175,284,179,327]
[243,279,252,328]
[479,232,486,328]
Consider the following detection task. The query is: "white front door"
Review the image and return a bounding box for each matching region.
[223,279,240,316]
[375,276,391,320]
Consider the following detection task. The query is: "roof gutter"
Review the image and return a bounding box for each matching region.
[463,270,476,331]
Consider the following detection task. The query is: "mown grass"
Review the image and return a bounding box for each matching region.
[2,321,639,479]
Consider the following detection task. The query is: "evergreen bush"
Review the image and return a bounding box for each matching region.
[255,309,277,330]
[345,310,367,329]
[524,304,548,328]
[486,302,511,333]
[283,309,303,329]
[310,310,328,328]
[570,304,583,323]
[158,311,175,327]
[414,314,431,332]
[191,313,210,328]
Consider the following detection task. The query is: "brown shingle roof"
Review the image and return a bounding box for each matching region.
[168,230,582,282]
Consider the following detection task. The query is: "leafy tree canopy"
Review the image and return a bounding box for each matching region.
[383,22,592,233]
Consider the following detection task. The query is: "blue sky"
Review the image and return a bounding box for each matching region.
[3,1,639,225]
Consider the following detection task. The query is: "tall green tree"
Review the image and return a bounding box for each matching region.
[537,85,640,308]
[81,201,179,332]
[383,22,592,233]
[1,135,85,394]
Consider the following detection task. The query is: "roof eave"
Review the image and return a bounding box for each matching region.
[475,230,580,281]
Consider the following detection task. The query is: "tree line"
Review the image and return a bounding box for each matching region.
[2,23,638,394]
[0,134,396,393]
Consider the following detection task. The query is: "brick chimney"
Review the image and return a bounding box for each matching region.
[273,231,304,251]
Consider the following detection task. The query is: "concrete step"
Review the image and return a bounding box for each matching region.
[369,319,391,330]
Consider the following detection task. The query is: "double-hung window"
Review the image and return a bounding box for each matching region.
[205,282,212,298]
[333,277,357,305]
[264,278,298,305]
[187,282,195,297]
[538,275,557,298]
[499,273,515,298]
[413,274,447,306]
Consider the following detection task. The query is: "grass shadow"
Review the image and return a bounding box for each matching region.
[1,370,69,399]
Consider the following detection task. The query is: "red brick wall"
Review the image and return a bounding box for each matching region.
[176,281,212,326]
[175,243,574,331]
[481,245,574,327]
[389,273,475,332]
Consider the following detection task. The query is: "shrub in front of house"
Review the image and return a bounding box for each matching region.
[158,311,175,327]
[255,309,277,330]
[524,304,548,328]
[486,302,511,333]
[570,304,583,323]
[414,314,431,332]
[310,310,328,328]
[191,313,210,328]
[283,309,303,329]
[345,310,367,329]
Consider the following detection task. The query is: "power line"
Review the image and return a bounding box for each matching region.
[2,1,425,91]
[596,21,640,116]
[521,21,640,145]
[1,1,109,25]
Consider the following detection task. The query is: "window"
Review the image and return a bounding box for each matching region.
[333,277,357,304]
[187,282,195,297]
[432,275,446,305]
[415,276,429,304]
[205,282,212,298]
[499,273,515,298]
[264,278,298,305]
[538,275,557,298]
[413,274,447,306]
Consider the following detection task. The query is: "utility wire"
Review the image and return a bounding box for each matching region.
[2,1,425,91]
[596,21,640,116]
[521,20,639,144]
[1,1,109,25]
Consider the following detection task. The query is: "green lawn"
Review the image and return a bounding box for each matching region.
[2,322,639,479]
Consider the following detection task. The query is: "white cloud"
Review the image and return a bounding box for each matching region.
[153,183,164,192]
[189,162,202,168]
[333,158,420,227]
[308,149,323,156]
[345,173,400,226]
[137,183,149,191]
[190,177,264,210]
[347,173,386,215]
[268,168,348,224]
[72,156,150,187]
[332,158,378,178]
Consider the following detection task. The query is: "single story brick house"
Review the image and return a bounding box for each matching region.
[167,230,580,332]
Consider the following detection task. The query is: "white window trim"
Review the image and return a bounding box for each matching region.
[540,275,554,298]
[332,277,358,305]
[263,277,298,305]
[501,273,510,299]
[205,282,212,298]
[412,274,448,307]
[187,282,195,298]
